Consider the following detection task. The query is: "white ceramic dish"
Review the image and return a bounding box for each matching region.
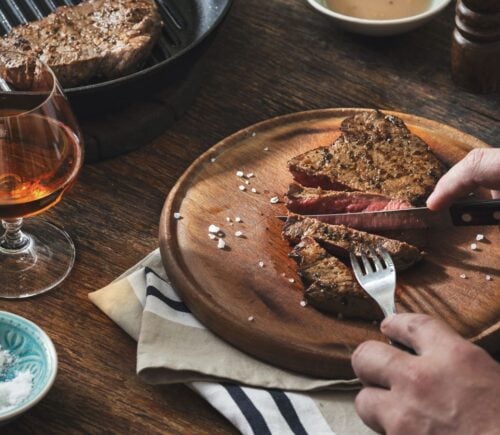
[307,0,453,36]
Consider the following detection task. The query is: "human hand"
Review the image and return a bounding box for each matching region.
[427,148,500,210]
[352,314,500,434]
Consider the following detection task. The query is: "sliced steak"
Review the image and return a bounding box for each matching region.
[288,111,446,205]
[286,183,411,215]
[283,216,422,270]
[290,237,383,320]
[0,0,162,88]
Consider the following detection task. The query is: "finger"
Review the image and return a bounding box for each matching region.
[492,190,500,199]
[352,340,412,388]
[355,387,391,434]
[427,149,500,210]
[381,313,460,354]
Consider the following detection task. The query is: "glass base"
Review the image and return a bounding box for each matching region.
[0,218,75,299]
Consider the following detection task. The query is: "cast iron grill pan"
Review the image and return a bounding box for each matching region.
[0,0,232,114]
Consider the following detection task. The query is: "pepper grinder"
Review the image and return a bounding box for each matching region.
[451,0,500,93]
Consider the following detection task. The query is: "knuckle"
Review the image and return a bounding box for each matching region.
[406,364,432,389]
[352,340,378,366]
[447,340,484,364]
[467,148,486,172]
[405,314,433,336]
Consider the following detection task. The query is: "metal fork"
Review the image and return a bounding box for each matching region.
[350,247,415,353]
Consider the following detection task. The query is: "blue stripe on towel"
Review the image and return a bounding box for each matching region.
[146,285,191,313]
[223,384,272,435]
[269,390,308,435]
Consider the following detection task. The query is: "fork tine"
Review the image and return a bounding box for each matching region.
[361,253,374,274]
[350,252,365,277]
[368,247,384,271]
[378,246,395,270]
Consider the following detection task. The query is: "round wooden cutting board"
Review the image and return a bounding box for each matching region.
[159,109,500,379]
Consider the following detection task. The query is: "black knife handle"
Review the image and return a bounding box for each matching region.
[449,199,500,226]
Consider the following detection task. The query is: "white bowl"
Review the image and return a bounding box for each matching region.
[306,0,453,36]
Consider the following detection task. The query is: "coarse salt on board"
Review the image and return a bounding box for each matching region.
[208,225,220,234]
[270,196,279,204]
[235,231,244,237]
[208,234,217,240]
[258,261,265,268]
[217,239,226,249]
[300,300,307,307]
[235,217,242,223]
[247,173,255,178]
[470,243,478,251]
[476,234,485,241]
[236,171,244,177]
[173,212,182,220]
[239,185,246,191]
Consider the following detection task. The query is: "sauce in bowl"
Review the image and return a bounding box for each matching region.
[324,0,432,20]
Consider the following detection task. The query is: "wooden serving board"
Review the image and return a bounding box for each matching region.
[159,109,500,379]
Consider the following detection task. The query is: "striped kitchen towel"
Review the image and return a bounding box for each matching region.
[89,249,374,435]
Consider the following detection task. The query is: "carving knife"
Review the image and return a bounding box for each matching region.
[277,199,500,231]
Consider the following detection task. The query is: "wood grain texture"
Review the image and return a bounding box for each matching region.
[0,0,498,432]
[159,108,499,379]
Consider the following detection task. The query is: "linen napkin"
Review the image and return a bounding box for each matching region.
[89,249,374,435]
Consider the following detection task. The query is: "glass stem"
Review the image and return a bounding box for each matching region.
[1,218,30,251]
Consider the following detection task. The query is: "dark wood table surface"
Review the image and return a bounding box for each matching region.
[2,0,499,433]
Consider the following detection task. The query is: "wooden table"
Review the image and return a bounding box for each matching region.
[2,0,498,433]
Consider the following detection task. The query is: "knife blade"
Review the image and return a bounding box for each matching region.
[277,199,500,231]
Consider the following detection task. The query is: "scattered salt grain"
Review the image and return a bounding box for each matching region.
[486,275,492,281]
[208,225,220,234]
[210,157,217,163]
[281,273,286,277]
[235,231,244,238]
[470,243,478,251]
[476,234,484,242]
[264,147,270,152]
[235,217,242,223]
[288,278,295,283]
[173,212,182,220]
[270,196,280,204]
[251,132,256,137]
[258,261,265,268]
[247,173,255,178]
[248,316,255,322]
[217,239,226,249]
[239,185,246,191]
[460,274,467,279]
[245,180,250,185]
[208,234,217,240]
[251,188,257,193]
[300,300,307,307]
[226,217,232,223]
[236,171,244,177]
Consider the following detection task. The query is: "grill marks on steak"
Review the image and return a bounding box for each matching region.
[284,216,422,271]
[290,237,383,320]
[288,111,446,205]
[286,183,412,215]
[0,0,162,88]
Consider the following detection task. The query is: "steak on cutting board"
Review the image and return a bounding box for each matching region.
[290,237,383,321]
[288,111,446,205]
[286,183,412,215]
[0,0,162,88]
[283,216,422,271]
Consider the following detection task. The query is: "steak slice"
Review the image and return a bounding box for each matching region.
[288,111,446,205]
[286,183,411,215]
[290,237,383,320]
[283,216,422,271]
[0,0,162,88]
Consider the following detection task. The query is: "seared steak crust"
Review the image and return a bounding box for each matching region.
[0,0,162,88]
[290,237,383,320]
[284,216,422,271]
[288,111,446,205]
[286,183,411,215]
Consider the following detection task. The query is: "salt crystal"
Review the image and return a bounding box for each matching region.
[245,180,250,185]
[486,275,492,281]
[226,217,232,222]
[217,239,226,249]
[239,185,246,191]
[460,274,467,279]
[235,217,242,223]
[251,132,256,137]
[173,212,182,220]
[251,188,257,193]
[248,316,254,322]
[263,147,269,152]
[236,171,244,177]
[476,234,484,242]
[470,243,478,251]
[235,231,244,237]
[281,273,286,277]
[210,157,217,163]
[288,278,295,283]
[258,261,265,268]
[208,234,217,240]
[270,196,279,204]
[300,300,307,307]
[208,224,220,234]
[247,173,255,178]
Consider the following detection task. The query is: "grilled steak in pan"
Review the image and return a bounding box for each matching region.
[0,0,232,115]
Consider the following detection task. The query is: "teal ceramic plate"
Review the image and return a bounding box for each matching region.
[0,311,57,423]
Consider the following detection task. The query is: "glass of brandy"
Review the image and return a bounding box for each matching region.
[0,51,84,298]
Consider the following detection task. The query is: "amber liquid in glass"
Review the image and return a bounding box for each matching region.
[0,110,82,219]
